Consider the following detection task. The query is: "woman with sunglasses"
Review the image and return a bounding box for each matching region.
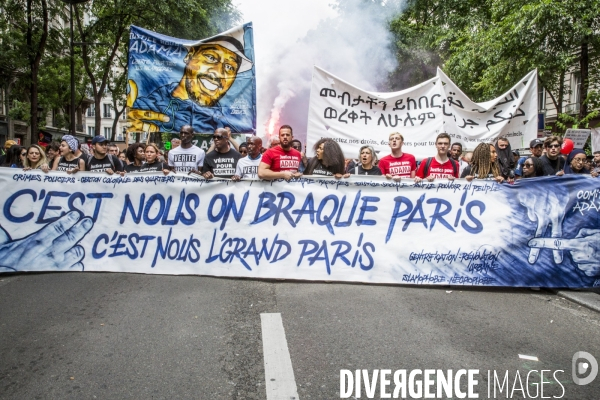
[564,149,590,175]
[520,157,544,178]
[23,144,50,172]
[1,145,25,168]
[52,135,85,173]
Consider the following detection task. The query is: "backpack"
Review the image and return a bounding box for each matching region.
[86,154,116,171]
[422,157,458,178]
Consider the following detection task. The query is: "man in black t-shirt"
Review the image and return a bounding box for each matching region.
[202,128,241,179]
[86,135,125,175]
[539,136,565,176]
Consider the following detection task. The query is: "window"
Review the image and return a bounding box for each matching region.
[538,87,546,111]
[103,104,112,118]
[104,127,112,137]
[88,126,95,136]
[568,71,581,113]
[87,104,95,117]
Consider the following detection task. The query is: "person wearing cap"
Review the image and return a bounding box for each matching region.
[127,26,253,134]
[0,140,17,165]
[85,135,124,175]
[514,138,545,178]
[52,135,85,173]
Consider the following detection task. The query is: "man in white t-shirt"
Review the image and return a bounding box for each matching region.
[232,136,263,180]
[168,125,205,173]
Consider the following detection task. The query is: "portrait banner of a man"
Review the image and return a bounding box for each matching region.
[127,23,256,134]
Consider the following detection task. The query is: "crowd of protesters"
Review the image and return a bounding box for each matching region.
[1,125,599,183]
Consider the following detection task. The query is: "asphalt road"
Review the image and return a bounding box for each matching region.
[0,273,598,399]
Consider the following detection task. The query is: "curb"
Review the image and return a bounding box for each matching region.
[555,290,600,313]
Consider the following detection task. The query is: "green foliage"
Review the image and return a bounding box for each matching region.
[7,100,31,123]
[388,0,600,121]
[0,0,239,132]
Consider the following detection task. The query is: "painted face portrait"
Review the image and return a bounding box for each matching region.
[183,44,241,107]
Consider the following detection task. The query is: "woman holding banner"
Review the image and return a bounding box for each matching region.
[564,149,591,175]
[460,143,504,183]
[52,136,85,173]
[348,145,382,176]
[124,143,146,173]
[304,139,348,178]
[23,144,50,172]
[138,143,171,175]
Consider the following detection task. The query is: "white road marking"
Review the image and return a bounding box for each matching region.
[261,313,300,400]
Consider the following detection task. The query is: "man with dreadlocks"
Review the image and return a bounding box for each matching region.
[460,142,504,183]
[303,138,348,178]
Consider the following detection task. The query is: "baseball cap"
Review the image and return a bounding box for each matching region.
[530,138,544,148]
[91,135,108,145]
[184,24,253,73]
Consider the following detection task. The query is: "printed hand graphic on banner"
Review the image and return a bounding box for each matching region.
[126,79,170,133]
[0,211,93,272]
[518,188,569,264]
[529,229,600,277]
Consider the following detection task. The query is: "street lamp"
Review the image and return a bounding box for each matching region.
[36,105,44,123]
[60,0,90,137]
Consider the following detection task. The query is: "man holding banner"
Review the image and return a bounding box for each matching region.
[415,133,460,181]
[378,132,416,181]
[168,125,205,173]
[258,125,302,181]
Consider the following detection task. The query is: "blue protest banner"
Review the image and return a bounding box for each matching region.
[0,170,598,288]
[127,23,256,134]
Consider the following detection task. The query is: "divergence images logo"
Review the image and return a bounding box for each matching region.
[572,351,598,386]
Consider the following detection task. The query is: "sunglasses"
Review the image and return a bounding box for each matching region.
[20,152,27,156]
[547,144,561,149]
[213,135,227,140]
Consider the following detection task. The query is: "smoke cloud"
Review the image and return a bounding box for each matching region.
[258,0,404,147]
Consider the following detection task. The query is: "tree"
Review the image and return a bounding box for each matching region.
[0,0,87,134]
[388,0,600,126]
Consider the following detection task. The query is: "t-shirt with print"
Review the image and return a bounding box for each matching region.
[56,156,82,172]
[168,145,205,173]
[202,148,241,178]
[138,161,170,173]
[416,157,459,179]
[234,154,262,179]
[460,165,495,180]
[86,154,124,173]
[378,153,417,177]
[309,159,334,176]
[348,165,382,176]
[261,146,301,172]
[124,163,141,173]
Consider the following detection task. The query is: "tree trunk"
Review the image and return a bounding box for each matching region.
[27,0,49,143]
[557,70,565,115]
[578,37,589,121]
[75,6,125,139]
